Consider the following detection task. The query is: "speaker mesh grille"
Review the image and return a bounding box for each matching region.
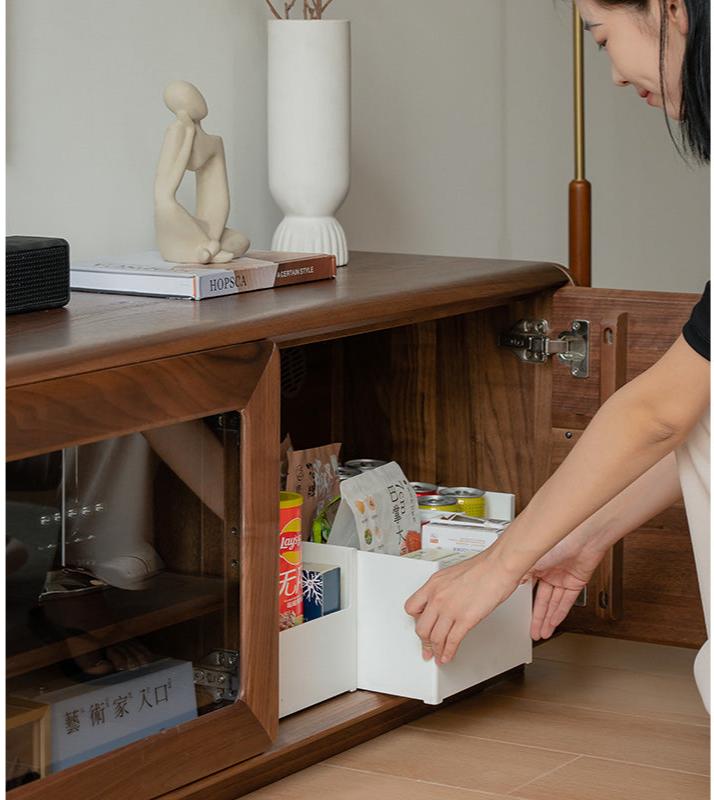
[6,244,70,314]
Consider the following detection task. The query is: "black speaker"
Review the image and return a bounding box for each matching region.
[6,236,70,315]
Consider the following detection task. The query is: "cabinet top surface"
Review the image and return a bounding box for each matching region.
[7,251,569,386]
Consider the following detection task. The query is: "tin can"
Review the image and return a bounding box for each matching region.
[410,481,439,497]
[345,459,388,472]
[418,494,460,513]
[279,492,304,629]
[439,486,486,518]
[337,466,361,481]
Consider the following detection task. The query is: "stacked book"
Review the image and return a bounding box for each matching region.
[70,250,336,300]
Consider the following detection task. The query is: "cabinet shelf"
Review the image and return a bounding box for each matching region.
[7,572,223,679]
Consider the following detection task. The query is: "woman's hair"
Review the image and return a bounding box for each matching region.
[595,0,710,163]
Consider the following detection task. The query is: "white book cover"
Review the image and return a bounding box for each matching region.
[71,251,279,300]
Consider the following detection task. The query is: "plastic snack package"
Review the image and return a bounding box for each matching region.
[286,443,341,539]
[280,435,294,491]
[327,461,420,555]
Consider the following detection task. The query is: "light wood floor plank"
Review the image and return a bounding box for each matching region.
[511,756,710,800]
[245,764,516,799]
[488,656,708,725]
[413,694,709,774]
[326,725,577,794]
[535,634,698,678]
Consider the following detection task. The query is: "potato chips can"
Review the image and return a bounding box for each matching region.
[279,492,304,629]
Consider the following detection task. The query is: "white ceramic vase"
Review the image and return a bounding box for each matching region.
[268,20,351,266]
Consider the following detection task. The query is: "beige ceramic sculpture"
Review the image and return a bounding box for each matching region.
[154,81,249,264]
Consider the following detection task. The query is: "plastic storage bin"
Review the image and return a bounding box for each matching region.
[279,491,531,717]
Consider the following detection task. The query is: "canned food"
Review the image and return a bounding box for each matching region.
[345,459,388,472]
[337,466,361,481]
[410,481,438,497]
[279,492,304,629]
[438,486,486,518]
[418,494,460,513]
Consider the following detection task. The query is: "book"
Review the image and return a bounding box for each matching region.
[70,250,337,300]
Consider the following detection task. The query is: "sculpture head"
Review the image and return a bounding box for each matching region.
[163,81,208,122]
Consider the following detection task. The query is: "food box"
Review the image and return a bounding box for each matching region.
[422,516,506,553]
[302,563,341,621]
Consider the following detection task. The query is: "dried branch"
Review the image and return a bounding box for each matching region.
[265,0,282,19]
[270,0,336,20]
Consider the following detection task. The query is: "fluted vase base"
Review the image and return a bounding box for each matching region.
[271,216,348,267]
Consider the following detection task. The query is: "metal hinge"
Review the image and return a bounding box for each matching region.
[216,412,241,436]
[193,649,240,703]
[499,319,590,378]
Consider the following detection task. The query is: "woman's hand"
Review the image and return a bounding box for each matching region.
[404,547,522,665]
[529,535,606,641]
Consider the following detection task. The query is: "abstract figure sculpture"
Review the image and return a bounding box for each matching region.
[154,81,249,264]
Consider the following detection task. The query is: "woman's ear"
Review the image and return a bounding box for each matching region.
[667,0,689,36]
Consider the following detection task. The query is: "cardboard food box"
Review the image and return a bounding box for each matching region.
[422,517,507,553]
[301,563,341,621]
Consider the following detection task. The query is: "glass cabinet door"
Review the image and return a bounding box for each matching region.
[6,414,241,789]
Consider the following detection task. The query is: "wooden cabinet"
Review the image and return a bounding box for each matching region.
[7,344,280,799]
[6,253,703,799]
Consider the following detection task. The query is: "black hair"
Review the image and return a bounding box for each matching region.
[594,0,710,163]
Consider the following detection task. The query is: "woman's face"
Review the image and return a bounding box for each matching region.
[575,0,689,119]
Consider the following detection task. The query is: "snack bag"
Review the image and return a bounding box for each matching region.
[327,462,420,555]
[280,434,293,491]
[286,443,341,539]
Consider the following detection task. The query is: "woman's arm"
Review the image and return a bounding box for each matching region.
[405,334,709,664]
[530,451,682,640]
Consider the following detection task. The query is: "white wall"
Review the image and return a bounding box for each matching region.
[6,0,281,260]
[338,0,710,293]
[7,0,710,292]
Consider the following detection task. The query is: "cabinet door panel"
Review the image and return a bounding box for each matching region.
[6,343,279,800]
[549,286,705,648]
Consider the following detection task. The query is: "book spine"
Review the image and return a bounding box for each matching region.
[195,272,240,299]
[273,255,337,287]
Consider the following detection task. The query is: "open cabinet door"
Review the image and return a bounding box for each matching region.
[548,285,706,647]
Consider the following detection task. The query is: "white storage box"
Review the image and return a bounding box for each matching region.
[279,490,531,717]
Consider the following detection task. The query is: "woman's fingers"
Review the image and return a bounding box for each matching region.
[539,586,565,639]
[440,622,471,664]
[429,616,455,663]
[414,605,439,660]
[531,580,554,640]
[549,588,582,631]
[405,585,430,618]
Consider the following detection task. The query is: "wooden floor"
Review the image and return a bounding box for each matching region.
[245,634,710,800]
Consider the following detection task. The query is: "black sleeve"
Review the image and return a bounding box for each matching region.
[682,282,710,361]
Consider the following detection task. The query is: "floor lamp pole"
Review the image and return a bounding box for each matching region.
[569,6,592,287]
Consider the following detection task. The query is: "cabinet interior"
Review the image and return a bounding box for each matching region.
[282,296,553,512]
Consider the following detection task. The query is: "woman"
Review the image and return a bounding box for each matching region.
[406,0,711,707]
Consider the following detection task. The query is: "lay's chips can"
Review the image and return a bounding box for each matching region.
[279,492,304,630]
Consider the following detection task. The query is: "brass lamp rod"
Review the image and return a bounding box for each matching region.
[568,6,592,286]
[574,7,586,180]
